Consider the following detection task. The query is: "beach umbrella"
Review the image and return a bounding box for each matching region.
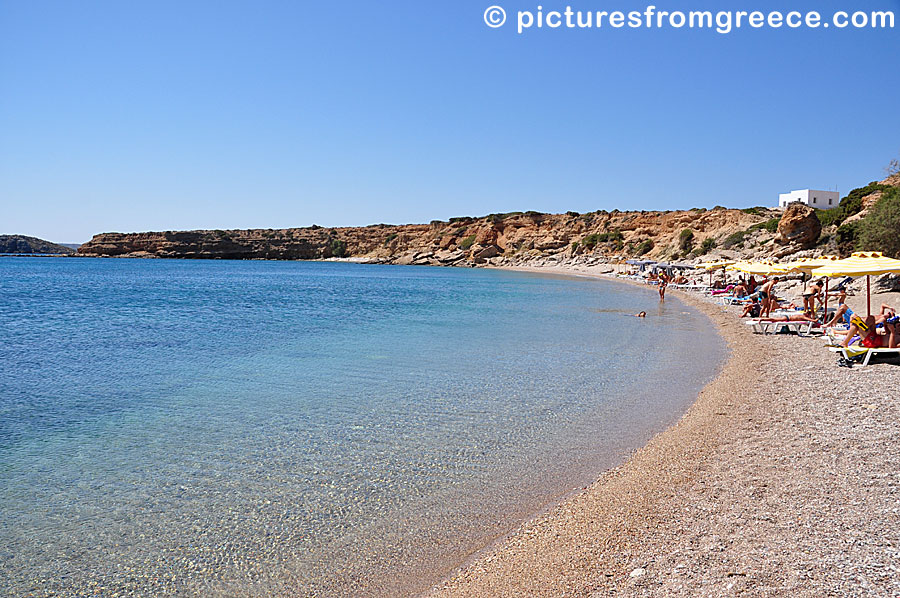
[810,252,900,316]
[781,255,841,312]
[727,261,788,276]
[701,260,735,270]
[781,255,841,274]
[700,260,734,286]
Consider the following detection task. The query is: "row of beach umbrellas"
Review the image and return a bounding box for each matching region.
[701,252,900,317]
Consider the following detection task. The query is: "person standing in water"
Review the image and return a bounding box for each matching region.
[658,272,669,300]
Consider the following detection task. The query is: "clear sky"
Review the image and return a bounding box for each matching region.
[1,0,898,242]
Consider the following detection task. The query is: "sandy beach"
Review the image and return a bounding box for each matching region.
[423,266,900,598]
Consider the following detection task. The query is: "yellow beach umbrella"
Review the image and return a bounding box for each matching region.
[727,261,788,276]
[700,260,735,271]
[811,252,900,277]
[700,260,735,286]
[781,255,841,274]
[781,256,842,306]
[810,252,900,316]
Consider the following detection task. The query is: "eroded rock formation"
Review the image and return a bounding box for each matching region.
[776,203,821,249]
[78,207,781,265]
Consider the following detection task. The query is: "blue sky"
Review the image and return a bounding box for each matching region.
[1,0,898,242]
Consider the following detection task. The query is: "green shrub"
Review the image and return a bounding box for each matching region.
[635,239,654,256]
[566,211,580,218]
[679,229,694,252]
[384,233,398,245]
[581,233,602,249]
[841,182,888,216]
[857,187,900,258]
[601,230,623,242]
[581,230,624,248]
[741,207,764,216]
[699,237,717,254]
[749,218,780,233]
[835,221,861,255]
[722,230,748,249]
[486,212,523,222]
[330,239,347,258]
[459,235,477,250]
[816,208,843,229]
[819,182,891,228]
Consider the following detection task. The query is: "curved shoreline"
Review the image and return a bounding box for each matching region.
[414,265,758,596]
[423,265,900,597]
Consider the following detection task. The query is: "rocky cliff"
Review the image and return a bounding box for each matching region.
[0,235,76,255]
[78,207,787,266]
[71,172,900,267]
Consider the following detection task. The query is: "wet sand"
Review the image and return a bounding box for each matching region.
[422,266,900,598]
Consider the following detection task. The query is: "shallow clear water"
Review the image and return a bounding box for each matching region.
[0,258,724,597]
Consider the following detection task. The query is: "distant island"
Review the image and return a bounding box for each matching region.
[0,235,76,255]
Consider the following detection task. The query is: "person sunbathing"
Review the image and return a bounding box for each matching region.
[825,303,854,328]
[740,302,761,318]
[841,314,885,348]
[757,312,820,324]
[710,284,735,296]
[884,315,899,348]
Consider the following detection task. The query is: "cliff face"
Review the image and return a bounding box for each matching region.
[77,207,784,265]
[0,235,75,255]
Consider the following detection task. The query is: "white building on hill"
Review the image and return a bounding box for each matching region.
[778,189,840,210]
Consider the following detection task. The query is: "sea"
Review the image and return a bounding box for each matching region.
[0,257,725,597]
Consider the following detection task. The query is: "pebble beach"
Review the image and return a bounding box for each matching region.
[424,266,900,598]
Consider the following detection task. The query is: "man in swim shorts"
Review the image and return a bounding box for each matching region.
[842,314,884,348]
[758,276,780,318]
[802,279,825,313]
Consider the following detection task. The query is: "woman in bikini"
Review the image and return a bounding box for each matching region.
[758,312,820,324]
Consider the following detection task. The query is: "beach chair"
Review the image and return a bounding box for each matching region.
[828,345,900,366]
[747,319,821,336]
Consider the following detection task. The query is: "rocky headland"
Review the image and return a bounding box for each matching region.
[77,175,898,266]
[0,235,76,255]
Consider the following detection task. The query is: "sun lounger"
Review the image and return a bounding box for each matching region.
[718,295,750,306]
[828,345,900,366]
[746,319,822,336]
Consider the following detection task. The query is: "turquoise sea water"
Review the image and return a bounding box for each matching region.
[0,258,724,597]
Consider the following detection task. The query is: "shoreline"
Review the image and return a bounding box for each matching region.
[422,264,900,597]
